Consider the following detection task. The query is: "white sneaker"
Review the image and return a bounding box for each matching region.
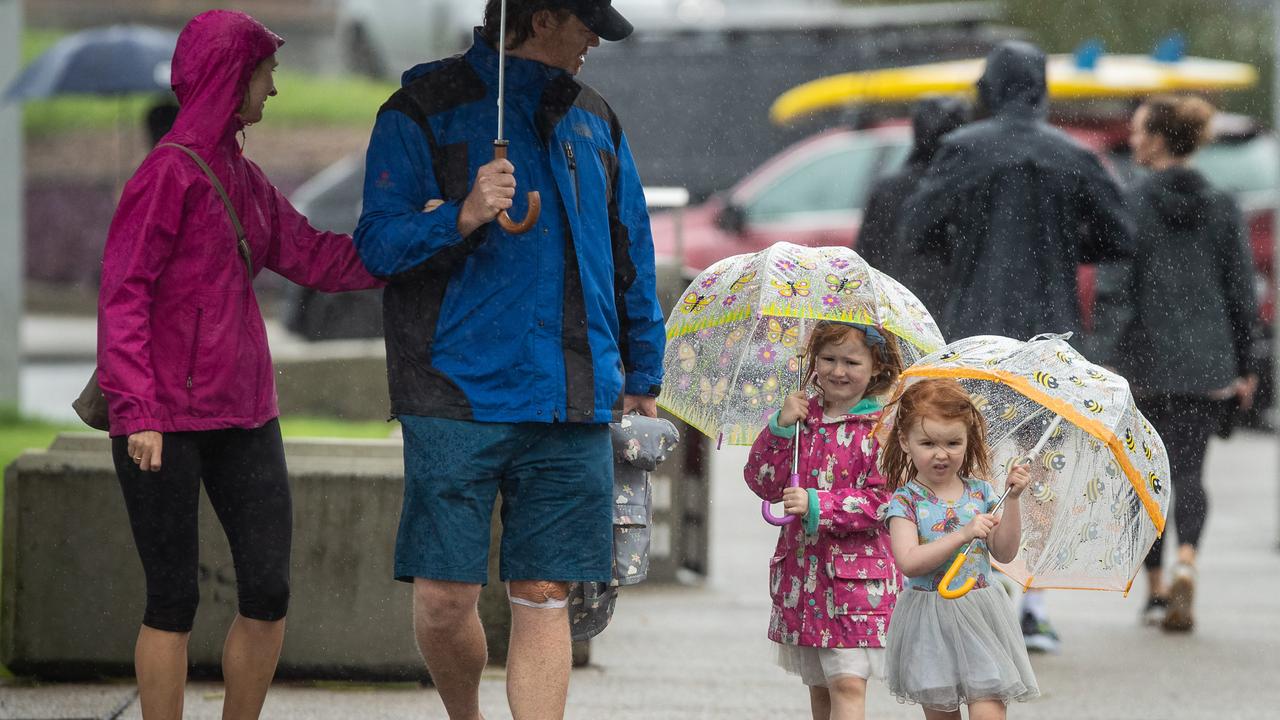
[1163,563,1195,632]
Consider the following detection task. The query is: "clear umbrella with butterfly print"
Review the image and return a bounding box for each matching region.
[655,241,946,524]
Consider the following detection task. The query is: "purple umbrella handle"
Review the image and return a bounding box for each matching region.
[762,360,808,527]
[762,473,801,525]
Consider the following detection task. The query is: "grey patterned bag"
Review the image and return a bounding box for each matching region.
[568,415,679,641]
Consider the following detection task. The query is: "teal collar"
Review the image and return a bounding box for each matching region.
[845,396,883,416]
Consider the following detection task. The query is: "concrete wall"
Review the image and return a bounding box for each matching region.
[0,0,22,406]
[1,433,515,680]
[273,339,390,421]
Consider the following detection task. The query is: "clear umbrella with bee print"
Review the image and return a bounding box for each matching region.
[875,333,1172,597]
[656,240,945,450]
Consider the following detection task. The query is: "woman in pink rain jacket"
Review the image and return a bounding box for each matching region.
[744,321,903,717]
[96,10,381,718]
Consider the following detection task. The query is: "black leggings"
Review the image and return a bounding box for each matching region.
[1139,395,1216,570]
[112,419,291,632]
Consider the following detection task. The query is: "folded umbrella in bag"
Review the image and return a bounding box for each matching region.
[567,415,679,641]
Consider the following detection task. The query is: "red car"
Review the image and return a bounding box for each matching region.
[648,117,1278,335]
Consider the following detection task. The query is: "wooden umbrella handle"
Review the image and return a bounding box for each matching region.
[493,141,541,234]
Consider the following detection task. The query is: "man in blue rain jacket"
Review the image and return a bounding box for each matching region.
[354,1,664,717]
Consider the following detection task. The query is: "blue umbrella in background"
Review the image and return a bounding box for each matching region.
[3,24,177,102]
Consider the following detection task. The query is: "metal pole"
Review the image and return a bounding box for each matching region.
[497,0,508,142]
[1272,0,1280,550]
[0,0,24,410]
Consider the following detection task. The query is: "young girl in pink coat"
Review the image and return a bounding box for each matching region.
[744,320,905,720]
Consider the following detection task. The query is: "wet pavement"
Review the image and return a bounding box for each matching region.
[5,316,1280,718]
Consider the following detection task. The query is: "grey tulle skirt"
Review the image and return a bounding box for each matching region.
[885,586,1039,711]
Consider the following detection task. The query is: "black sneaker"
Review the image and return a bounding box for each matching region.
[1142,596,1169,626]
[1021,610,1061,653]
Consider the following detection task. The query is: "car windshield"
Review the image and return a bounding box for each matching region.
[1107,135,1280,210]
[1192,135,1280,197]
[743,136,906,222]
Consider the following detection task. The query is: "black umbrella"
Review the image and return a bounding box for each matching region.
[3,24,177,102]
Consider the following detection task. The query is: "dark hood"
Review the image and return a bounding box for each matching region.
[1148,166,1213,228]
[907,96,970,165]
[167,10,284,149]
[976,41,1048,120]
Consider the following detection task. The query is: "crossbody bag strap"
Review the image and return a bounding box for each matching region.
[157,142,253,275]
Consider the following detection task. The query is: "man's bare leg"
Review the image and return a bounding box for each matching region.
[135,625,189,720]
[221,615,285,719]
[507,580,572,720]
[414,579,486,720]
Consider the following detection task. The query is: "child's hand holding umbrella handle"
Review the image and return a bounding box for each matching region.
[763,389,809,526]
[1004,463,1031,498]
[777,391,809,428]
[781,486,809,516]
[962,513,999,541]
[939,458,1029,599]
[938,515,998,599]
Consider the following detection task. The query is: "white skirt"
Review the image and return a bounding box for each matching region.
[775,644,886,687]
[885,586,1039,711]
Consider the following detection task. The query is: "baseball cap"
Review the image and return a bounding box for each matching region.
[561,0,633,41]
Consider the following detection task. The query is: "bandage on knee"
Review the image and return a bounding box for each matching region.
[506,581,569,609]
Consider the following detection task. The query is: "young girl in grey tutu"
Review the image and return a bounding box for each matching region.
[879,378,1039,718]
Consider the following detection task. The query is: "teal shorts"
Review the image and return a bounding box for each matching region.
[394,416,613,585]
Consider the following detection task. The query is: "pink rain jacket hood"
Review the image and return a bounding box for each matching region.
[98,10,381,437]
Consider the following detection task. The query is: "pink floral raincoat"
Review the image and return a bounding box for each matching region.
[744,396,901,649]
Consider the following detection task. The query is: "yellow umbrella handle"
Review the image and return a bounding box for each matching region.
[937,550,976,599]
[938,479,1022,600]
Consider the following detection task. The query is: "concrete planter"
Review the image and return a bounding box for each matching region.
[1,433,516,681]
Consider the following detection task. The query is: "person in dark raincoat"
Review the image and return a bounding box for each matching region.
[896,40,1135,654]
[1089,95,1258,634]
[897,40,1133,341]
[855,96,969,314]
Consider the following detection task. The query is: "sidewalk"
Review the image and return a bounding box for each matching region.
[2,431,1278,719]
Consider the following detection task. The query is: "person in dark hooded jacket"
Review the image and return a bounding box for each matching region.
[1089,95,1258,634]
[855,96,969,314]
[897,40,1135,655]
[898,40,1134,341]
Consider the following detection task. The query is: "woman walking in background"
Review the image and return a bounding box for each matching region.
[97,10,381,718]
[1090,94,1258,632]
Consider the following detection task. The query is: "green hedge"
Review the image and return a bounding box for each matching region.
[19,29,397,136]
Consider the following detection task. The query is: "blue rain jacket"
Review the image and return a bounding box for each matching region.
[355,30,664,424]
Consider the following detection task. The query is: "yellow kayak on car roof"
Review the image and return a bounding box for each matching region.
[770,54,1258,125]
